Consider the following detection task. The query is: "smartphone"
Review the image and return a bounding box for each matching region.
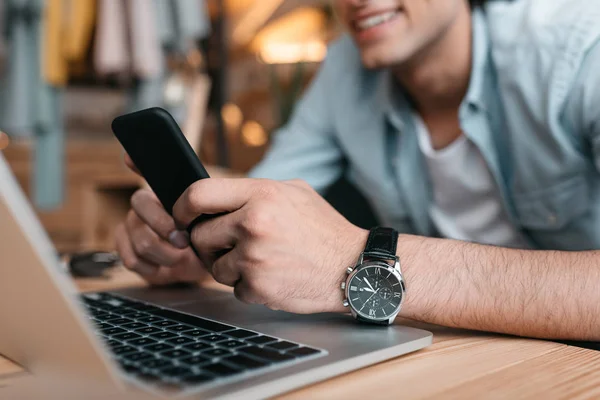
[111,107,210,215]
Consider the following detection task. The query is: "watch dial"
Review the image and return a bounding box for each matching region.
[347,266,403,320]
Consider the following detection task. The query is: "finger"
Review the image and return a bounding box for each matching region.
[131,189,190,249]
[115,225,177,285]
[125,210,187,266]
[189,211,240,259]
[283,179,311,190]
[124,153,141,175]
[211,249,243,287]
[115,224,161,278]
[173,178,266,228]
[233,279,262,305]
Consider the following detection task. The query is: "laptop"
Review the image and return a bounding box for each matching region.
[0,152,432,399]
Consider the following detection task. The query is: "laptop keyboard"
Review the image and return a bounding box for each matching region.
[80,292,324,390]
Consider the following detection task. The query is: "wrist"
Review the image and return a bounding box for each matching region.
[325,226,369,314]
[395,234,424,318]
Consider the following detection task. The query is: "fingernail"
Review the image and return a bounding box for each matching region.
[169,230,190,249]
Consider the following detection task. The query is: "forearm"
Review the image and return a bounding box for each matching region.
[397,235,600,341]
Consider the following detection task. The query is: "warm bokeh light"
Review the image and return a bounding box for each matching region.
[252,7,328,64]
[222,103,244,132]
[0,131,9,150]
[233,0,284,46]
[259,40,327,64]
[241,121,268,147]
[163,75,186,106]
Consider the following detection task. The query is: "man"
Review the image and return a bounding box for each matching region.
[115,0,600,340]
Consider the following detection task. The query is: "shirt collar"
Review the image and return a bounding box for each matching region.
[379,7,492,126]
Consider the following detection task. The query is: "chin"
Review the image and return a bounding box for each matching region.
[360,51,406,70]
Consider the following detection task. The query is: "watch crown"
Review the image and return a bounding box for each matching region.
[341,281,346,290]
[342,299,349,307]
[346,267,353,275]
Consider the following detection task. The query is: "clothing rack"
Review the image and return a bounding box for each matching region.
[0,0,222,210]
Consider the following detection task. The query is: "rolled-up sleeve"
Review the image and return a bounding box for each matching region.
[248,44,344,194]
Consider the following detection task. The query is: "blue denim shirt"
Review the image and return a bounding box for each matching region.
[250,0,600,251]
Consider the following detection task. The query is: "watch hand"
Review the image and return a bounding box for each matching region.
[364,278,375,292]
[362,287,374,293]
[361,289,381,311]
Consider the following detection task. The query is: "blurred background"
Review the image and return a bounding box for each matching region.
[1,0,376,254]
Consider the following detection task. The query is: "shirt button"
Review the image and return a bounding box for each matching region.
[547,214,557,225]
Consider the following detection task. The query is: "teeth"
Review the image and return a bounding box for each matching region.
[356,11,398,31]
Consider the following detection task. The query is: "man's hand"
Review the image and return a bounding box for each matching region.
[115,189,209,286]
[173,178,368,314]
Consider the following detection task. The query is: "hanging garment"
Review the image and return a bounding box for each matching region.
[44,0,96,85]
[154,0,211,53]
[0,0,6,70]
[0,0,43,136]
[127,0,162,78]
[94,0,129,76]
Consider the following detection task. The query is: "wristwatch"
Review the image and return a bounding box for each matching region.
[342,227,405,325]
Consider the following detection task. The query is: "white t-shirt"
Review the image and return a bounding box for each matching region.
[414,115,528,248]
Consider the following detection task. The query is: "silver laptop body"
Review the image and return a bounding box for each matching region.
[0,153,432,399]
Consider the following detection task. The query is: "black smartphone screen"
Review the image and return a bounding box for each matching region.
[111,107,210,214]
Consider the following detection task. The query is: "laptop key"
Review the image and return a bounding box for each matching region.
[202,348,232,358]
[238,347,295,363]
[103,314,127,322]
[180,354,210,366]
[166,324,194,333]
[147,309,234,333]
[245,335,278,345]
[94,312,112,320]
[128,338,158,347]
[144,343,174,352]
[219,340,246,349]
[182,373,213,384]
[121,322,148,330]
[140,358,175,370]
[123,352,156,363]
[112,345,138,356]
[121,311,148,319]
[108,318,134,325]
[182,329,210,338]
[150,331,178,340]
[166,336,195,346]
[286,347,321,357]
[101,327,126,336]
[199,334,226,344]
[128,303,160,312]
[120,362,141,374]
[160,366,193,378]
[107,339,123,348]
[154,320,178,328]
[137,372,162,383]
[138,316,162,324]
[113,332,142,341]
[135,326,162,335]
[96,323,113,330]
[183,342,212,352]
[225,329,259,340]
[267,341,298,351]
[200,362,241,377]
[160,349,191,359]
[223,354,269,370]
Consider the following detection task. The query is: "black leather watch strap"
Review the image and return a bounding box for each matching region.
[356,315,390,325]
[363,227,398,260]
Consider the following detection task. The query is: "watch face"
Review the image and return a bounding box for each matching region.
[347,265,403,320]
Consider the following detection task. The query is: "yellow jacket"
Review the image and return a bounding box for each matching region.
[43,0,96,86]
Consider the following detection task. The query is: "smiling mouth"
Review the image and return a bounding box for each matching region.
[353,8,403,32]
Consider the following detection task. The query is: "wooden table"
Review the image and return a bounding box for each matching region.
[2,268,600,399]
